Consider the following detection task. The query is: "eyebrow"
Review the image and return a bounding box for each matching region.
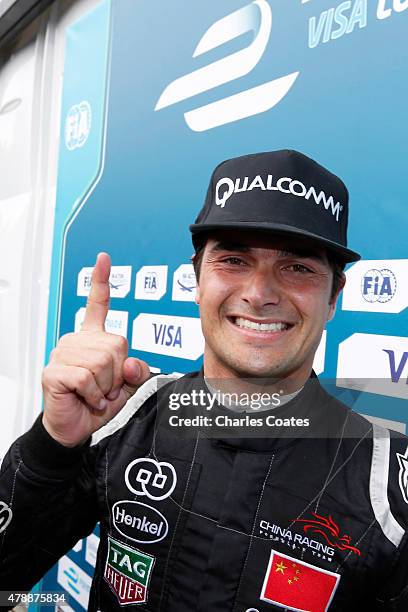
[209,241,325,262]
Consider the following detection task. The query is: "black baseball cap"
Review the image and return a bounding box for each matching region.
[190,150,360,263]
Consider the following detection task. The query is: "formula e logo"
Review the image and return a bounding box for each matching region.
[361,269,397,303]
[65,101,91,150]
[155,0,299,132]
[125,458,177,501]
[396,446,408,504]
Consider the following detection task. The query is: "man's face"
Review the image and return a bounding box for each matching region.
[195,230,344,386]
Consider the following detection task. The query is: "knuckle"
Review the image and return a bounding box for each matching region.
[99,351,113,370]
[58,332,74,346]
[77,369,93,388]
[41,364,61,390]
[41,366,52,387]
[114,334,128,353]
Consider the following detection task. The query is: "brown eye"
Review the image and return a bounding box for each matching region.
[223,257,246,266]
[285,264,313,273]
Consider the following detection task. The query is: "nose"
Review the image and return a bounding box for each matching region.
[240,264,281,310]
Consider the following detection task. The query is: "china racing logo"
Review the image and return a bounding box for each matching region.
[294,512,361,556]
[155,0,299,131]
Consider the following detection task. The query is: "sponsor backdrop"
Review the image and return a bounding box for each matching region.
[39,0,407,609]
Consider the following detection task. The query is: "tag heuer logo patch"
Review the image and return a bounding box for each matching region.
[104,536,155,605]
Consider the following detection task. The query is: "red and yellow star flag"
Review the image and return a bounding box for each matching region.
[260,549,340,612]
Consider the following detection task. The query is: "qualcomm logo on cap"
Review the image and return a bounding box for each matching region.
[215,175,343,221]
[154,0,299,131]
[342,260,406,314]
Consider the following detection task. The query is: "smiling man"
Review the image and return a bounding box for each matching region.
[1,150,408,611]
[193,232,341,386]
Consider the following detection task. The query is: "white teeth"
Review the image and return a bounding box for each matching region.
[235,317,288,332]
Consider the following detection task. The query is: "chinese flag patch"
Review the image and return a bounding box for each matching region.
[260,549,340,612]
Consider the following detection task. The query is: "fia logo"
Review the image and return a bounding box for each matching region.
[361,269,397,303]
[83,274,92,289]
[135,266,167,300]
[65,101,92,150]
[155,0,299,131]
[144,272,158,293]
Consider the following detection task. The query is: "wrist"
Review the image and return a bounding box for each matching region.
[42,414,87,448]
[17,415,90,480]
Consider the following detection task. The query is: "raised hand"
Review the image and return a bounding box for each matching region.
[42,252,150,447]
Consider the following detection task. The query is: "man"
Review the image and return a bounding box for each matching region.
[1,150,407,611]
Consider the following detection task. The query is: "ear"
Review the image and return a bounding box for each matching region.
[191,253,200,304]
[327,272,346,321]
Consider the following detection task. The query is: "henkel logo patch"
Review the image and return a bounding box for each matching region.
[104,536,155,606]
[113,501,169,544]
[294,512,361,556]
[0,501,12,534]
[215,175,343,221]
[155,0,299,132]
[125,458,177,501]
[396,446,408,505]
[260,549,340,612]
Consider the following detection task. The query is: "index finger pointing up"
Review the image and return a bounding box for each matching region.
[82,252,111,331]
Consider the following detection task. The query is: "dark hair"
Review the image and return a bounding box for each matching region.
[191,237,345,302]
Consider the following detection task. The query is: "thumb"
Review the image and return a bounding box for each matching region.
[121,357,151,400]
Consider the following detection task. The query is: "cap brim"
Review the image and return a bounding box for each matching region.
[189,222,361,263]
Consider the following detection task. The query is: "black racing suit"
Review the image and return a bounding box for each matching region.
[1,371,408,611]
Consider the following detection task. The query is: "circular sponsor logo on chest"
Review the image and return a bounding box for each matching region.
[112,500,169,544]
